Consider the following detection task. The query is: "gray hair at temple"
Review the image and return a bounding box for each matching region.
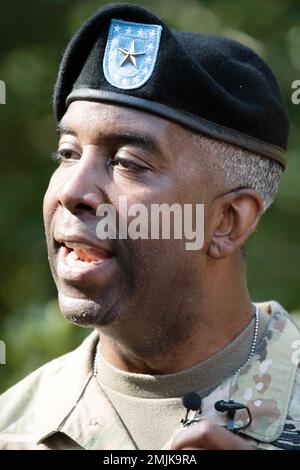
[193,134,283,211]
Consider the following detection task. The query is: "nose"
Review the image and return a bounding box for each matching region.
[56,155,106,216]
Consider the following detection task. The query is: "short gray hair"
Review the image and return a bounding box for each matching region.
[192,134,283,211]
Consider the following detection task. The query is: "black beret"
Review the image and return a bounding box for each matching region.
[54,2,289,169]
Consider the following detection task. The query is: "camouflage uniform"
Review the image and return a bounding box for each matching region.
[0,300,299,450]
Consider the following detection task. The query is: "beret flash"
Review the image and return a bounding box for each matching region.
[53,2,289,168]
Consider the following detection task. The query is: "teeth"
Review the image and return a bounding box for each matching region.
[66,250,82,267]
[63,242,109,264]
[65,249,105,266]
[64,242,112,267]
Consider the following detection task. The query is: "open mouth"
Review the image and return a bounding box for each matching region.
[54,234,118,283]
[62,242,114,267]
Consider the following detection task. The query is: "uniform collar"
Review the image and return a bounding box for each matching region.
[34,330,97,444]
[231,300,299,442]
[35,330,136,449]
[182,301,300,445]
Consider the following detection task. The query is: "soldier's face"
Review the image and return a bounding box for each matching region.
[43,101,214,335]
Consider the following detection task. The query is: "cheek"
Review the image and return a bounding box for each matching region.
[43,171,60,230]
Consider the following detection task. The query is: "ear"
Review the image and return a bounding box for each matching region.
[208,189,264,259]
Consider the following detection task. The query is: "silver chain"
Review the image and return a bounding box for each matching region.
[234,304,259,375]
[93,304,259,378]
[93,345,99,378]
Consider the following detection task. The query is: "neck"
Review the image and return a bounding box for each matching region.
[97,256,253,375]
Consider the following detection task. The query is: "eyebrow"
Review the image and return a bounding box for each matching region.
[56,123,76,137]
[57,122,161,154]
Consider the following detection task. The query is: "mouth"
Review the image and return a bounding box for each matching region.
[54,237,117,284]
[62,242,113,267]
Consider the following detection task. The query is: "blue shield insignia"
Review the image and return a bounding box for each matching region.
[103,19,162,90]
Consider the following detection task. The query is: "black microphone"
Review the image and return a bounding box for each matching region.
[181,392,202,427]
[214,400,252,432]
[183,392,202,412]
[214,400,246,412]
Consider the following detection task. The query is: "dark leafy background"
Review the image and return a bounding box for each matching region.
[0,0,299,391]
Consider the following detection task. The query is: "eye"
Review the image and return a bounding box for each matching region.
[107,156,148,173]
[51,148,80,163]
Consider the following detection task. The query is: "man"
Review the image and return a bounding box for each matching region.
[0,2,299,450]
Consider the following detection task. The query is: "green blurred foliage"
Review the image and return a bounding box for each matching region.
[0,0,299,392]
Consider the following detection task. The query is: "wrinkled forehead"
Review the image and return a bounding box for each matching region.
[58,100,192,148]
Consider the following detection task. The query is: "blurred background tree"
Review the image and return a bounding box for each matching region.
[0,0,299,391]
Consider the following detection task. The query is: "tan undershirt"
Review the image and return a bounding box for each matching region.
[96,307,270,450]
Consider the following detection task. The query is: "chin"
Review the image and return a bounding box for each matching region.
[57,291,119,327]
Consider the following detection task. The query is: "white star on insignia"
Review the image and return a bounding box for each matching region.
[145,57,152,64]
[125,27,132,34]
[142,67,150,75]
[119,40,145,69]
[147,43,154,52]
[114,25,120,32]
[137,29,144,37]
[149,29,156,37]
